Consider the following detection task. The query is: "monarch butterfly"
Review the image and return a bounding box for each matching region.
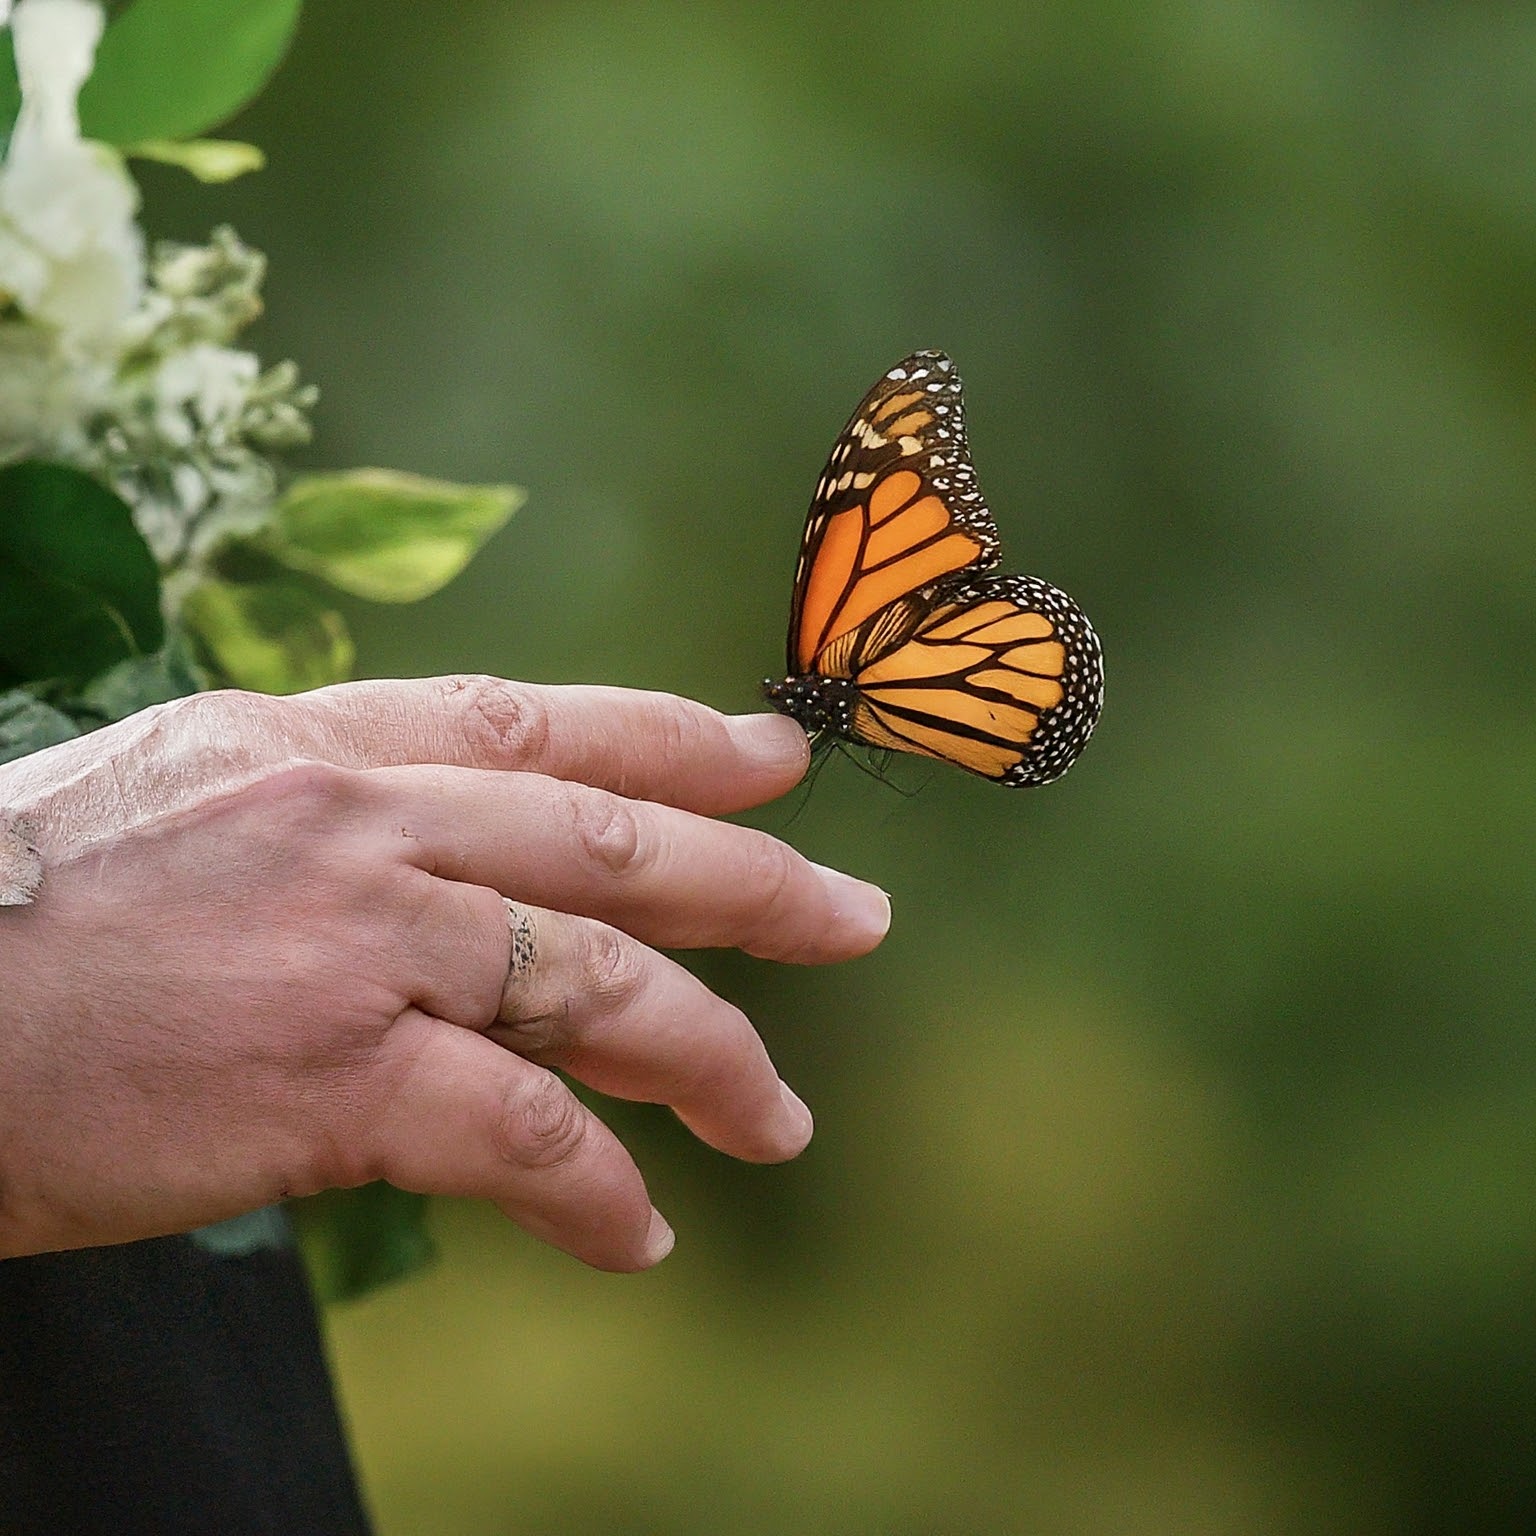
[763,351,1103,786]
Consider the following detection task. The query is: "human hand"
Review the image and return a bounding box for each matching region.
[0,677,888,1268]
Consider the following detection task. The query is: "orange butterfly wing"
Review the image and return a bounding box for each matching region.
[846,575,1103,786]
[787,352,998,675]
[766,351,1103,787]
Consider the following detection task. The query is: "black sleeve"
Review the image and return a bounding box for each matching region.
[0,1231,372,1536]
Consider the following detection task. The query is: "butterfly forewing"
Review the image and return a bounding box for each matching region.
[790,351,1000,674]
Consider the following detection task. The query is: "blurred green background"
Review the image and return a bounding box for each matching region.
[146,3,1536,1531]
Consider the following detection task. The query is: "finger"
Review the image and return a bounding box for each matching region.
[491,902,813,1164]
[288,676,809,815]
[361,1010,675,1272]
[391,872,510,1026]
[377,765,891,962]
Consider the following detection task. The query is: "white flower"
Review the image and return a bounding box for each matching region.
[0,321,110,462]
[0,0,144,348]
[0,6,315,582]
[8,0,95,140]
[150,343,261,446]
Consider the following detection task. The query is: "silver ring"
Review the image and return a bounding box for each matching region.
[503,897,537,984]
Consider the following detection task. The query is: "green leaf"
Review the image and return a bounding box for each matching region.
[0,463,163,688]
[290,1184,437,1305]
[267,468,524,603]
[127,137,266,182]
[190,1204,292,1258]
[77,0,303,146]
[0,690,81,766]
[180,577,353,695]
[0,34,17,154]
[74,648,201,723]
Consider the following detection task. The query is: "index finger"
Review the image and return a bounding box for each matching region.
[375,765,891,964]
[290,676,810,815]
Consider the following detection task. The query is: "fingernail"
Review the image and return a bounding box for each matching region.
[779,1081,815,1147]
[644,1207,676,1266]
[729,711,811,768]
[811,862,892,944]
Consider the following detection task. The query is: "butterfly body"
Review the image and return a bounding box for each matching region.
[764,351,1103,787]
[762,673,863,739]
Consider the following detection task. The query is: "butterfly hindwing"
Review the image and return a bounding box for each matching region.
[790,351,1000,675]
[767,351,1103,787]
[848,574,1104,786]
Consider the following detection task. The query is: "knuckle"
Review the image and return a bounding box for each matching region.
[184,688,292,743]
[248,757,365,822]
[737,835,820,957]
[288,1071,394,1193]
[672,1001,753,1104]
[583,922,645,1012]
[374,860,438,923]
[742,832,799,916]
[569,788,642,876]
[136,689,287,774]
[156,687,247,724]
[308,1119,383,1194]
[493,1073,590,1172]
[647,696,713,766]
[438,674,551,766]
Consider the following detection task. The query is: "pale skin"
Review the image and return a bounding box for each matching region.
[0,676,890,1270]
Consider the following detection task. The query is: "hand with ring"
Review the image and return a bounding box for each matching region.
[0,676,890,1270]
